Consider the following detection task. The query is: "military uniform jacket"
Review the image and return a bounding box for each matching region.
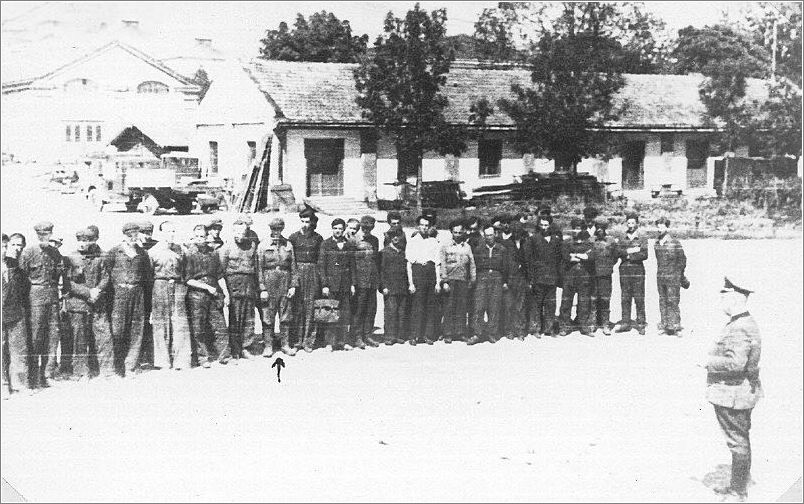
[64,249,110,313]
[106,243,151,286]
[617,231,649,271]
[219,240,259,299]
[706,312,763,410]
[149,242,186,281]
[288,230,323,264]
[654,236,686,280]
[353,234,380,289]
[379,245,408,295]
[589,236,618,277]
[528,234,562,286]
[318,238,357,293]
[257,237,299,295]
[184,244,223,291]
[561,238,593,278]
[20,243,66,306]
[2,257,28,321]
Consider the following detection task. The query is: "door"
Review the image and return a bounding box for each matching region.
[621,141,645,190]
[305,139,344,197]
[686,140,709,188]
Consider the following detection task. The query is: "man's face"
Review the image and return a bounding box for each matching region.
[2,239,6,258]
[233,224,248,242]
[332,223,345,239]
[7,237,24,259]
[209,227,221,239]
[192,228,207,245]
[626,218,638,233]
[502,221,510,233]
[657,223,668,236]
[346,221,360,236]
[300,217,311,232]
[417,218,429,235]
[450,225,465,242]
[538,219,550,234]
[390,234,402,247]
[161,225,176,244]
[205,233,217,246]
[77,237,93,253]
[37,231,53,244]
[361,223,374,235]
[483,228,496,247]
[719,291,743,316]
[389,219,401,231]
[468,222,479,235]
[270,227,284,239]
[123,231,140,244]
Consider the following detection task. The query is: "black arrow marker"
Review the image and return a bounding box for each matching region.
[271,357,285,383]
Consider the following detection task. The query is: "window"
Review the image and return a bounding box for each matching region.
[137,81,169,94]
[660,133,674,154]
[95,125,102,143]
[86,125,93,142]
[478,139,502,177]
[209,141,219,174]
[74,124,80,142]
[247,141,257,165]
[65,125,71,142]
[686,140,709,171]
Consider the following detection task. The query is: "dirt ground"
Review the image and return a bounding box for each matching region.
[1,165,802,502]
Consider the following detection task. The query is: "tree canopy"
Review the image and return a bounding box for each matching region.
[259,11,368,63]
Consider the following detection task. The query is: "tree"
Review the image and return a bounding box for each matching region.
[354,4,469,212]
[259,11,368,63]
[496,3,626,173]
[742,2,802,85]
[192,68,211,102]
[755,80,802,158]
[669,25,769,77]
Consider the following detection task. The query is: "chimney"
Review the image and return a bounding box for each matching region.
[121,19,139,29]
[195,37,212,47]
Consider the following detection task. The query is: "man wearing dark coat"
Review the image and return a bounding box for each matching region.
[654,218,687,336]
[527,215,562,337]
[288,208,324,351]
[318,219,357,351]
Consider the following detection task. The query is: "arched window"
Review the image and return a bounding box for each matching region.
[63,78,98,93]
[137,81,169,94]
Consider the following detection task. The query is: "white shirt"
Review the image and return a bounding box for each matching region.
[406,232,440,265]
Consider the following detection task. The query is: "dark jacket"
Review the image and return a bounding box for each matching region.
[528,234,563,286]
[106,243,151,286]
[500,237,529,281]
[654,235,686,280]
[472,242,510,283]
[257,237,299,294]
[589,235,618,277]
[706,312,763,410]
[561,237,593,279]
[20,243,66,306]
[617,231,649,270]
[318,238,357,293]
[353,234,380,289]
[219,240,259,299]
[379,245,409,295]
[64,248,110,313]
[288,230,323,264]
[2,257,29,320]
[184,244,223,291]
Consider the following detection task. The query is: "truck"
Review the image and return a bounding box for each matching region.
[83,151,229,214]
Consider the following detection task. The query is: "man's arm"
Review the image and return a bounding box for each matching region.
[706,333,751,374]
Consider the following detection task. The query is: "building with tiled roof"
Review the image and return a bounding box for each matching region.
[194,59,774,202]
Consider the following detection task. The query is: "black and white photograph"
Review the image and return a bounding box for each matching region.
[1,1,802,502]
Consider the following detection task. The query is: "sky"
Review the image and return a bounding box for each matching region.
[0,1,758,60]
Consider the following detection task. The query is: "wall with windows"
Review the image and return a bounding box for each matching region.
[282,129,363,202]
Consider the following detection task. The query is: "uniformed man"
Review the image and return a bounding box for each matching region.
[499,221,529,340]
[185,224,231,367]
[615,212,648,335]
[206,218,224,251]
[148,221,192,370]
[137,221,158,251]
[20,221,67,387]
[383,211,407,249]
[438,219,476,344]
[352,215,381,347]
[318,219,357,351]
[379,228,409,345]
[467,225,510,345]
[406,215,441,345]
[136,220,156,370]
[220,217,259,360]
[85,225,114,377]
[106,222,151,376]
[288,207,324,351]
[258,218,298,356]
[654,218,687,336]
[527,215,562,337]
[589,216,617,335]
[62,227,113,380]
[703,274,763,503]
[558,218,593,336]
[3,233,31,394]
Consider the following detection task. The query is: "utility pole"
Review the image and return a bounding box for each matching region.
[771,19,778,81]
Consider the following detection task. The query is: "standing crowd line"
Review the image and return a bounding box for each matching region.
[1,204,688,396]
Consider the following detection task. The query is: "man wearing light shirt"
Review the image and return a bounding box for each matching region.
[438,220,475,344]
[406,215,441,345]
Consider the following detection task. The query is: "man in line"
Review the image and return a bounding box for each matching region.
[589,217,617,335]
[137,220,157,370]
[383,211,407,249]
[558,218,593,336]
[206,218,225,251]
[500,221,529,340]
[258,218,298,357]
[438,219,475,344]
[20,221,67,387]
[616,212,649,335]
[62,227,113,381]
[106,222,151,377]
[406,215,441,345]
[289,208,323,351]
[379,228,409,345]
[185,224,231,367]
[3,233,30,395]
[352,216,381,348]
[704,274,763,503]
[654,218,687,336]
[220,216,260,360]
[318,219,357,351]
[467,225,509,345]
[527,215,562,337]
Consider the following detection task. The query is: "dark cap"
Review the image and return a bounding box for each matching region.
[360,215,376,227]
[537,204,552,216]
[332,218,346,228]
[137,220,154,233]
[721,274,753,295]
[34,221,54,233]
[583,206,599,219]
[570,217,585,230]
[122,222,140,234]
[234,214,253,226]
[207,218,223,230]
[269,217,285,230]
[593,216,608,229]
[625,211,640,222]
[299,204,317,219]
[75,228,94,240]
[387,211,402,222]
[86,225,100,239]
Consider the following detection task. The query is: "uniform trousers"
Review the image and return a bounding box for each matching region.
[593,275,613,329]
[186,289,231,365]
[259,296,292,349]
[29,301,61,385]
[409,263,438,342]
[529,284,557,335]
[111,284,146,375]
[473,271,503,340]
[714,405,753,494]
[151,280,192,370]
[383,294,408,343]
[227,296,254,358]
[657,277,682,331]
[352,288,378,342]
[441,280,468,340]
[2,313,29,391]
[64,309,114,378]
[619,265,646,329]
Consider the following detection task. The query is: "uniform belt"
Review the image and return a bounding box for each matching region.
[154,277,179,282]
[29,282,57,287]
[116,282,141,287]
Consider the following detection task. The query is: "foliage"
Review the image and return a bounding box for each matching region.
[259,11,368,63]
[192,68,211,102]
[742,2,803,85]
[755,80,802,157]
[669,24,769,77]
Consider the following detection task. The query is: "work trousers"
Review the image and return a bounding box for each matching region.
[259,296,292,350]
[657,277,682,331]
[441,280,468,339]
[530,284,557,335]
[111,284,146,375]
[29,301,61,385]
[292,263,319,349]
[559,273,592,332]
[593,275,613,329]
[352,288,378,342]
[383,294,408,343]
[152,280,192,370]
[473,271,503,340]
[320,290,351,348]
[503,275,529,338]
[619,265,646,329]
[3,314,30,392]
[187,290,231,365]
[228,296,255,358]
[64,310,114,378]
[409,263,438,342]
[140,283,154,368]
[714,405,753,494]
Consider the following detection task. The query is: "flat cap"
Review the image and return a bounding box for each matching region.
[207,218,223,229]
[624,211,640,221]
[523,220,537,232]
[122,222,140,234]
[583,206,599,219]
[75,228,94,240]
[537,204,552,215]
[593,216,608,229]
[48,236,63,245]
[34,221,54,233]
[234,214,253,226]
[360,215,376,227]
[269,217,285,230]
[570,217,585,229]
[722,273,754,295]
[299,205,317,219]
[86,225,100,239]
[137,220,154,233]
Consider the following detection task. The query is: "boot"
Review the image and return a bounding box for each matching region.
[466,335,482,346]
[730,452,751,498]
[365,336,380,347]
[281,345,297,357]
[353,338,366,350]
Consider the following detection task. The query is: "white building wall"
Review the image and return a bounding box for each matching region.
[283,129,362,202]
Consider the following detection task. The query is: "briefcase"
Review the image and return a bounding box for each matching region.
[313,298,340,324]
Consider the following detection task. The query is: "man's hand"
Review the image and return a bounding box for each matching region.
[207,285,218,296]
[434,283,441,294]
[322,287,330,297]
[223,294,230,306]
[350,285,356,296]
[408,285,416,295]
[287,287,296,299]
[88,287,100,304]
[260,291,269,301]
[442,282,451,293]
[502,283,509,291]
[382,288,390,296]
